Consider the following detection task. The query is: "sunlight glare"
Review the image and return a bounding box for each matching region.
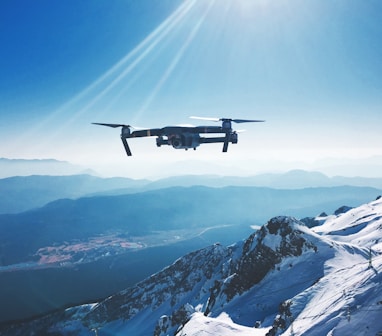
[230,0,270,17]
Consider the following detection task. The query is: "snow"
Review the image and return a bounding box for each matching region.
[290,254,382,336]
[262,232,282,251]
[314,198,382,252]
[177,312,271,336]
[178,198,382,336]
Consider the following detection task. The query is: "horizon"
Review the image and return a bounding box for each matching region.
[1,155,382,180]
[1,0,381,179]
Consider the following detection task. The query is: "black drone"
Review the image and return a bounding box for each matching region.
[92,117,265,156]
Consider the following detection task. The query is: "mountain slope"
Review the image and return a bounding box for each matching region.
[3,197,381,335]
[180,198,382,336]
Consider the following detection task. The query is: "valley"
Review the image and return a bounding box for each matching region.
[0,225,253,324]
[0,225,238,272]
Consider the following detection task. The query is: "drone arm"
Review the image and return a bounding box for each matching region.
[130,128,163,138]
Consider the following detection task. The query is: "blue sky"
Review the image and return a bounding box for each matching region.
[1,0,382,178]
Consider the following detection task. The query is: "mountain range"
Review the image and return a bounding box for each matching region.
[0,174,149,214]
[2,170,382,214]
[2,156,382,180]
[1,185,381,266]
[2,197,381,335]
[0,158,95,179]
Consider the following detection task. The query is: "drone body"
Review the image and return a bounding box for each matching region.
[92,117,264,156]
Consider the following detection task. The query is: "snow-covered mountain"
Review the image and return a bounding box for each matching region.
[2,197,382,335]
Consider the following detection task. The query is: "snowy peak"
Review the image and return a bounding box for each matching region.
[314,197,382,252]
[206,217,320,312]
[256,216,318,256]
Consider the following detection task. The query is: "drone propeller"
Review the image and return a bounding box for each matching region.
[227,118,265,123]
[92,122,132,128]
[190,116,265,123]
[190,116,220,122]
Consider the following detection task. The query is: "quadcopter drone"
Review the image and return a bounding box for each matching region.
[92,117,265,156]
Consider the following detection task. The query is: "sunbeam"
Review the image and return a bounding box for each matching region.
[13,0,197,149]
[60,0,198,127]
[137,0,215,116]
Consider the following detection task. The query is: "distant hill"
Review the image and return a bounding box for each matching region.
[2,170,382,214]
[144,169,382,189]
[0,174,150,214]
[0,158,96,178]
[0,185,381,265]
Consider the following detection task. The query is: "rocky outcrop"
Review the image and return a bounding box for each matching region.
[205,216,318,314]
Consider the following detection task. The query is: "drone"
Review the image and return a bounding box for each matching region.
[92,117,265,156]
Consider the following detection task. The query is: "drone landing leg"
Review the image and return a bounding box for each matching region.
[121,136,132,156]
[222,133,230,152]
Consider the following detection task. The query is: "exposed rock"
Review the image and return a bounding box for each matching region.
[205,217,317,314]
[334,205,353,216]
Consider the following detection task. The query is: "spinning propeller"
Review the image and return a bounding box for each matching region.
[190,116,265,124]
